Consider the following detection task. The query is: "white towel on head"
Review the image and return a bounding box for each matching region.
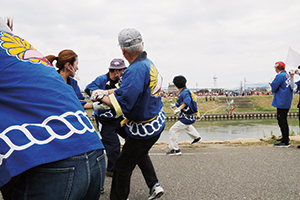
[0,17,12,33]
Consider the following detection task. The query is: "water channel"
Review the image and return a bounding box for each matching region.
[157,116,300,143]
[96,116,299,143]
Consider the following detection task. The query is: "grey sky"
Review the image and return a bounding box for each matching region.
[2,0,300,90]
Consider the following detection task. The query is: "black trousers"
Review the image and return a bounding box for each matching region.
[110,130,162,200]
[277,108,290,144]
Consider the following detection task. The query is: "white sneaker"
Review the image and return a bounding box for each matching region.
[148,183,164,200]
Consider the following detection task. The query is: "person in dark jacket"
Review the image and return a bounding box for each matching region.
[85,58,127,177]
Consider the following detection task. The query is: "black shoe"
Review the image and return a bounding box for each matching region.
[297,145,300,149]
[166,149,182,155]
[191,137,202,144]
[106,170,113,177]
[274,142,290,147]
[275,138,291,144]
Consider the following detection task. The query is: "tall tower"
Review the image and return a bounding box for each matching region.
[213,75,217,88]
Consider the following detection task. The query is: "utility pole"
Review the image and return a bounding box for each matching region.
[213,75,217,89]
[240,81,243,92]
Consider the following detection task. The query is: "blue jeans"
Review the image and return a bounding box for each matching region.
[1,149,106,200]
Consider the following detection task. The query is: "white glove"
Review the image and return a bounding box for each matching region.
[266,83,272,93]
[91,89,109,101]
[169,103,176,109]
[93,102,110,110]
[289,69,295,75]
[173,108,181,115]
[290,78,298,92]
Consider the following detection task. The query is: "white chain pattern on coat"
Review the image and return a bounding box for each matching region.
[0,110,95,165]
[125,109,165,137]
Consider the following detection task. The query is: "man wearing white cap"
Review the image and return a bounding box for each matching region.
[93,28,165,200]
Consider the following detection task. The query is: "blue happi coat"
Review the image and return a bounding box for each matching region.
[108,52,165,140]
[0,30,104,187]
[68,76,87,106]
[270,71,293,109]
[176,88,199,125]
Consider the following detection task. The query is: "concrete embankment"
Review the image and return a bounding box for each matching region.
[89,111,299,122]
[165,110,299,121]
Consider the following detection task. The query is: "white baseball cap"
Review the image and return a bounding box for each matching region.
[118,28,142,47]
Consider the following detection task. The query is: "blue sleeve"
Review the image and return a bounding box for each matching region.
[74,85,84,100]
[76,89,87,106]
[114,67,146,113]
[175,93,184,107]
[270,74,282,93]
[182,92,192,106]
[69,78,84,100]
[85,74,107,96]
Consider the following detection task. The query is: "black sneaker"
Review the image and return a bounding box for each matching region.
[274,142,290,147]
[106,170,113,177]
[166,149,182,156]
[191,137,202,144]
[275,139,291,144]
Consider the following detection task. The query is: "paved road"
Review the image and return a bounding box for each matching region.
[100,145,300,200]
[2,145,300,200]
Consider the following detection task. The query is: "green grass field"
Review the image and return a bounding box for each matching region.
[85,94,300,117]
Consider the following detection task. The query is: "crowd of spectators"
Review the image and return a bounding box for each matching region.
[161,89,271,99]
